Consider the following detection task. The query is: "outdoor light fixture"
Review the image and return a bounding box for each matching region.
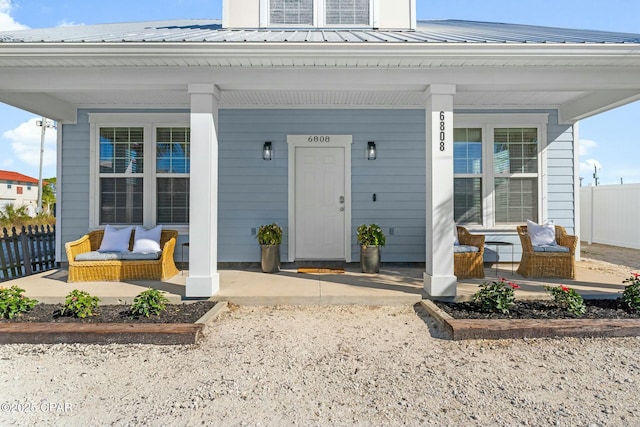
[263,141,272,161]
[367,141,376,160]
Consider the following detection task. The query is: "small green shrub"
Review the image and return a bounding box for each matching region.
[356,224,386,248]
[544,284,586,317]
[257,223,283,246]
[0,286,38,319]
[622,272,640,312]
[61,290,100,318]
[472,277,519,314]
[130,288,169,317]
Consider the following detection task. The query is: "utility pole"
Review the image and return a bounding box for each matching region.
[593,164,599,186]
[35,117,56,214]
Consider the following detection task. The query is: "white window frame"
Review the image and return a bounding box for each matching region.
[88,113,190,231]
[454,113,549,230]
[260,0,375,28]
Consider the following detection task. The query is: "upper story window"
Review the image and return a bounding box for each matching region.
[266,0,372,27]
[270,0,313,25]
[6,181,12,189]
[326,0,370,25]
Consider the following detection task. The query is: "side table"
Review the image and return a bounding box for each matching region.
[484,241,514,275]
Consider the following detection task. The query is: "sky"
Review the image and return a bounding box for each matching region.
[1,0,640,185]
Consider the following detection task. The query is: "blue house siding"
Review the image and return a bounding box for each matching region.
[218,109,427,263]
[58,107,575,265]
[546,110,576,234]
[59,112,91,258]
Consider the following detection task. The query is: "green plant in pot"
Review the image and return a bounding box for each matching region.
[357,224,386,273]
[257,223,283,273]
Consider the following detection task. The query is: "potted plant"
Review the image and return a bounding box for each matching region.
[357,224,386,273]
[257,223,283,273]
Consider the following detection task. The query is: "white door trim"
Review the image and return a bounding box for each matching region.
[287,135,352,262]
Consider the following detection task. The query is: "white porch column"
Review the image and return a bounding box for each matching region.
[186,83,220,297]
[424,84,457,297]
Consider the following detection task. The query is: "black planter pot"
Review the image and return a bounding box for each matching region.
[260,244,280,273]
[360,245,380,273]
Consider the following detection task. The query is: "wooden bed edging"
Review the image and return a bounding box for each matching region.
[420,300,640,341]
[0,301,227,345]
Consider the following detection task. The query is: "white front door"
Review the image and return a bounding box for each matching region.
[295,147,345,260]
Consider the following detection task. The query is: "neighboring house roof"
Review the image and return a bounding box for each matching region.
[1,19,639,44]
[0,170,38,185]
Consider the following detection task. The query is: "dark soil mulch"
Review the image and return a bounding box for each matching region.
[434,299,640,320]
[0,301,216,324]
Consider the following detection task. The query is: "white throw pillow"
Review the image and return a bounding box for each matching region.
[526,219,556,246]
[454,225,460,246]
[132,225,163,253]
[98,225,133,252]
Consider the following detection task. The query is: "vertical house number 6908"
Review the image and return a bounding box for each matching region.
[439,111,446,152]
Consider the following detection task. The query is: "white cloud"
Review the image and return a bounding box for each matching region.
[0,0,29,31]
[579,138,598,156]
[2,118,57,168]
[58,20,84,28]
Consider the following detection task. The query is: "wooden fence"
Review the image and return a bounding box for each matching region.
[0,225,57,282]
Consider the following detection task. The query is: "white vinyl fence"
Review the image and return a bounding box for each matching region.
[580,184,640,249]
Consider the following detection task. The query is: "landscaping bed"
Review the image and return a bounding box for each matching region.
[433,299,640,320]
[0,301,225,345]
[0,300,216,324]
[421,299,640,341]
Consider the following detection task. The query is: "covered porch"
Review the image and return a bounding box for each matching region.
[7,246,632,305]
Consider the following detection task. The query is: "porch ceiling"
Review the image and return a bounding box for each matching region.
[38,88,588,111]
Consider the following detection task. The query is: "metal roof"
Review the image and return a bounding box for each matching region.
[1,19,639,44]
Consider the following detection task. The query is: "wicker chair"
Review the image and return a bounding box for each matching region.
[516,225,578,279]
[454,226,485,279]
[65,229,180,282]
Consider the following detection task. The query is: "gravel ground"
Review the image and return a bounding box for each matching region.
[0,244,639,427]
[1,303,639,427]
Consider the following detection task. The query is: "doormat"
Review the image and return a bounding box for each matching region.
[297,267,345,274]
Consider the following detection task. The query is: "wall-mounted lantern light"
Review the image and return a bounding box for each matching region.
[367,141,376,160]
[263,141,272,161]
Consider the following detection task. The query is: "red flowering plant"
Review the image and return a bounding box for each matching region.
[472,277,520,314]
[622,272,640,312]
[543,284,586,317]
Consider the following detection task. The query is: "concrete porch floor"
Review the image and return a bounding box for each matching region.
[3,260,630,305]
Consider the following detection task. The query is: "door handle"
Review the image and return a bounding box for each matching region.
[339,207,345,212]
[339,196,345,204]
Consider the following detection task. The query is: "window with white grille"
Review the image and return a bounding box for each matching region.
[267,0,371,27]
[270,0,313,25]
[326,0,370,25]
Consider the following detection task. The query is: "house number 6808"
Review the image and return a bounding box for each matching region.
[439,111,446,152]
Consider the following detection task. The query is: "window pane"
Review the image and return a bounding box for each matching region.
[100,178,144,225]
[454,178,482,224]
[493,128,537,174]
[157,128,190,173]
[326,0,370,25]
[495,178,537,224]
[270,0,313,25]
[100,127,144,174]
[453,128,482,174]
[157,178,190,225]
